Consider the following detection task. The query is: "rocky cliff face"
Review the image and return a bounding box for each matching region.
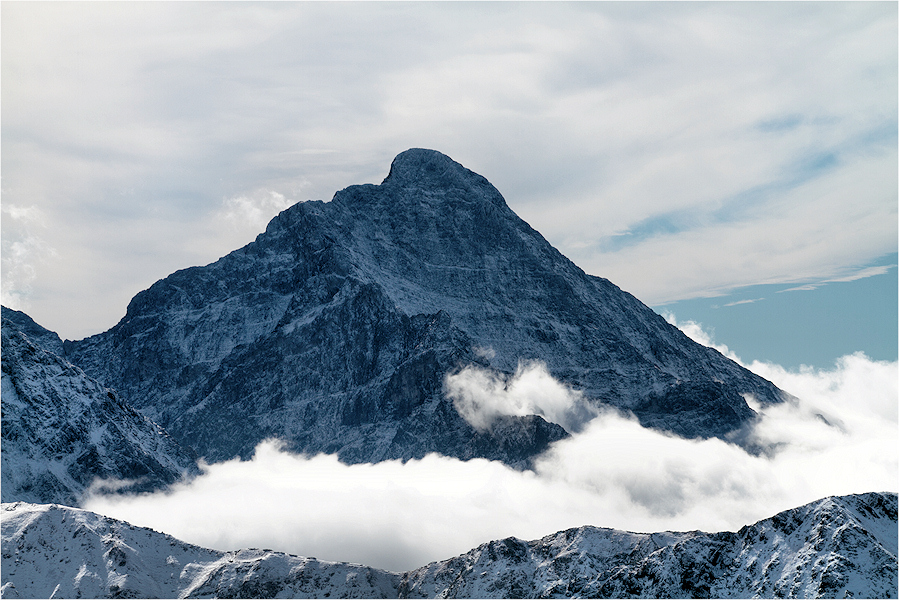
[3,493,894,599]
[63,149,784,465]
[2,307,65,357]
[1,310,198,505]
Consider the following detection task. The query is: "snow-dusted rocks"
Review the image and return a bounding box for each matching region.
[0,502,398,599]
[1,307,65,357]
[2,493,895,599]
[400,492,898,599]
[1,311,198,506]
[61,149,785,466]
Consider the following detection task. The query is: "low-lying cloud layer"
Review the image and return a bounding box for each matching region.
[84,322,897,573]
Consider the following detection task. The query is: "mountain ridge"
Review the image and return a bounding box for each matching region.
[2,492,895,599]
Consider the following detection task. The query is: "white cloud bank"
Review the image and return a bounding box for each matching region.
[83,321,897,573]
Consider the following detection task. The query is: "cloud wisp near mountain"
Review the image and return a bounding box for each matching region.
[1,149,895,598]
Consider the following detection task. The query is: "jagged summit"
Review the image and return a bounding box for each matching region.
[381,148,497,194]
[63,150,784,464]
[267,150,597,341]
[329,149,509,222]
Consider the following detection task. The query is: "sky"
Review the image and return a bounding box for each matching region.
[2,2,896,370]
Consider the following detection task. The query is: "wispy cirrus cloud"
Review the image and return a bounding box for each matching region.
[779,264,897,293]
[721,298,765,307]
[827,265,896,283]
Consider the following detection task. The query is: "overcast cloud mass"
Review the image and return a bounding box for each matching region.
[84,318,898,572]
[2,2,896,340]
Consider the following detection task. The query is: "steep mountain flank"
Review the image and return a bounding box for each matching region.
[63,149,784,464]
[1,311,198,505]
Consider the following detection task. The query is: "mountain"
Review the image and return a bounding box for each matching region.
[62,148,785,465]
[0,502,398,599]
[400,492,898,599]
[3,492,895,599]
[1,309,199,506]
[2,307,65,357]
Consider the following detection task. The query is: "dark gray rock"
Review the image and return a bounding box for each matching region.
[631,380,759,439]
[1,315,198,505]
[63,148,785,465]
[1,307,64,356]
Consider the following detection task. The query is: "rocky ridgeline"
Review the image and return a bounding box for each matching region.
[2,493,895,599]
[399,492,898,599]
[59,148,783,465]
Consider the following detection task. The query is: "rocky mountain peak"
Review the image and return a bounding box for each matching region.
[62,150,785,465]
[382,148,491,190]
[1,310,198,505]
[332,148,508,218]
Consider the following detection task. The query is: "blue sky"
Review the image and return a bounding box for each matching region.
[657,254,898,369]
[2,2,896,371]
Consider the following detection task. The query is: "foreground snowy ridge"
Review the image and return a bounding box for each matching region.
[2,492,895,599]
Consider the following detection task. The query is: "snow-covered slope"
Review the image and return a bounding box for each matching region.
[62,149,785,466]
[0,502,398,599]
[401,491,898,599]
[1,311,198,506]
[2,493,895,599]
